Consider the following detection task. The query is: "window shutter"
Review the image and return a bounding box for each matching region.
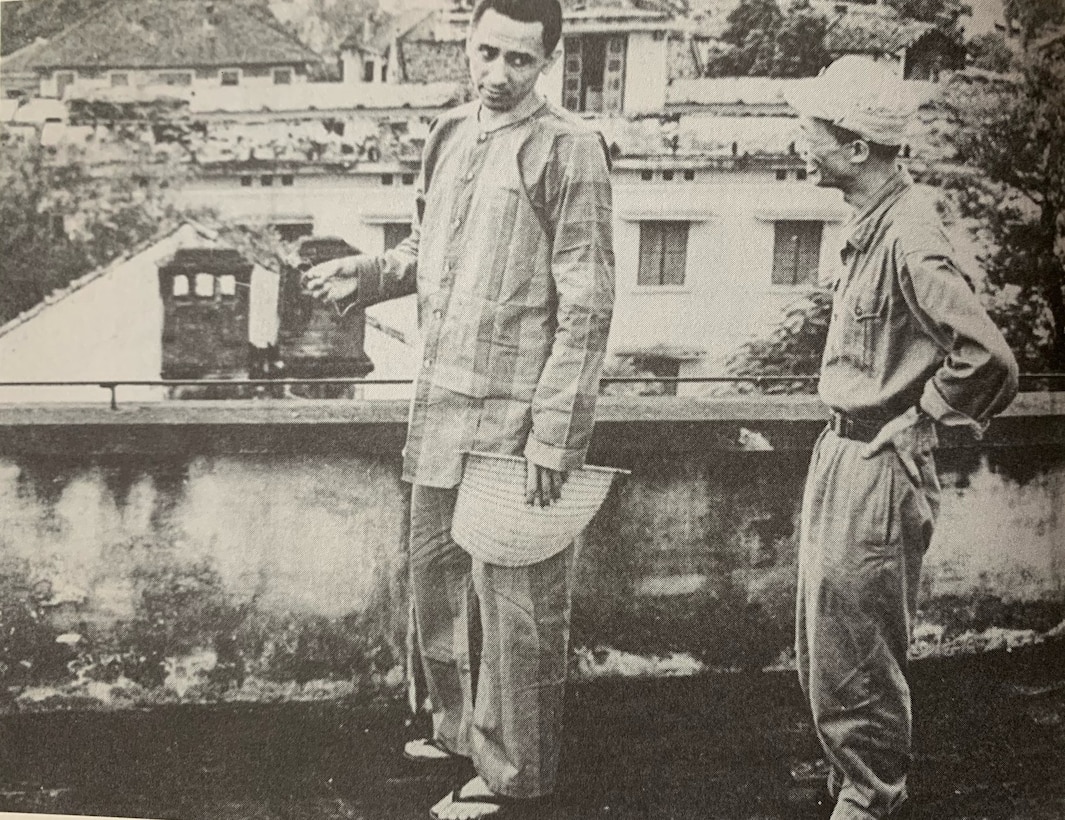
[603,36,626,114]
[662,222,688,286]
[563,37,583,112]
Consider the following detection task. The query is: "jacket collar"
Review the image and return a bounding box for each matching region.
[844,167,911,255]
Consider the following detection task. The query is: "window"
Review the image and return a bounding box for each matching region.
[638,222,688,287]
[156,72,192,86]
[273,68,293,85]
[401,173,415,186]
[220,69,240,86]
[383,222,412,250]
[281,174,294,186]
[110,72,129,87]
[50,214,66,239]
[54,71,76,98]
[662,170,674,181]
[272,221,313,242]
[260,175,274,187]
[381,173,393,186]
[218,274,237,296]
[363,60,376,83]
[194,273,215,297]
[796,169,808,181]
[562,35,626,113]
[172,275,190,297]
[772,221,823,287]
[775,169,788,181]
[684,170,695,181]
[633,355,681,396]
[641,170,653,181]
[240,175,252,187]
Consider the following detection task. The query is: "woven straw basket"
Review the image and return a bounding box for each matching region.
[451,452,628,567]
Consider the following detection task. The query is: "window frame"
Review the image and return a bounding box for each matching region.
[770,220,823,289]
[636,220,690,290]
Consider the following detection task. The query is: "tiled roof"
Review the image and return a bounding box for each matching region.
[666,77,790,108]
[597,112,801,158]
[17,0,321,71]
[397,40,469,84]
[63,80,466,113]
[339,8,438,54]
[825,11,944,56]
[0,37,52,74]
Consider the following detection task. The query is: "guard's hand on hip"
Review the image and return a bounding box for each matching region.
[861,406,936,484]
[525,461,568,508]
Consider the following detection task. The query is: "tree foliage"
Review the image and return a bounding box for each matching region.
[966,31,1015,73]
[726,289,831,393]
[0,139,185,325]
[706,0,829,78]
[942,55,1065,371]
[884,0,969,30]
[1004,0,1065,46]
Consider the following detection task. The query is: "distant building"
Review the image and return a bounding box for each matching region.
[8,0,320,100]
[824,7,965,80]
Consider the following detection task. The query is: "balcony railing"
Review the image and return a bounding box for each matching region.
[1,374,1064,409]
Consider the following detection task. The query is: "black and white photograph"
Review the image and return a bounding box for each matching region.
[0,0,1062,817]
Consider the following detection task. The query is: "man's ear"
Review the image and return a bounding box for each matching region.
[848,139,870,165]
[541,45,561,74]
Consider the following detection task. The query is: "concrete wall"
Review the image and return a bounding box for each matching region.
[623,32,668,114]
[0,395,1060,708]
[46,67,305,98]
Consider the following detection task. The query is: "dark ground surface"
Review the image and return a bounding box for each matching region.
[1,639,1063,820]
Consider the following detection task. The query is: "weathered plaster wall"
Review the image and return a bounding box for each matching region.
[0,396,1061,708]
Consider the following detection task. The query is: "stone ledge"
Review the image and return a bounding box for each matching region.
[0,392,1061,456]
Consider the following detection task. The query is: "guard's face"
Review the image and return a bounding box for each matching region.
[467,9,556,113]
[799,117,858,190]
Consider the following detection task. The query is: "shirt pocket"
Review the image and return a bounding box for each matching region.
[826,274,888,374]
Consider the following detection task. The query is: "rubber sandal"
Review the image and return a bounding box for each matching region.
[404,737,466,762]
[429,787,524,820]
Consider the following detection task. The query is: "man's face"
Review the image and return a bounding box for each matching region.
[799,117,858,191]
[467,8,555,113]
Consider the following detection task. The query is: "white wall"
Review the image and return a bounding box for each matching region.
[623,32,667,114]
[0,225,217,403]
[49,67,305,99]
[609,174,847,374]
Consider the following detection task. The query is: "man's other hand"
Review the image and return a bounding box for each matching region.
[861,406,937,484]
[525,461,568,507]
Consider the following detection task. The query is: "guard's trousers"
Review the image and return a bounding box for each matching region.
[409,483,575,799]
[797,428,941,820]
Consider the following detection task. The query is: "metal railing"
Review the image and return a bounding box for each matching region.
[0,374,1062,410]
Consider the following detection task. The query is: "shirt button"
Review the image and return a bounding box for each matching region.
[452,219,461,230]
[432,309,443,319]
[423,358,433,368]
[444,262,451,273]
[464,172,475,183]
[477,133,487,143]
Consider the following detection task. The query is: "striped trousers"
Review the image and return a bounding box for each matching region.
[409,484,575,799]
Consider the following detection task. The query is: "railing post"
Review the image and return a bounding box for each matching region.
[99,383,117,410]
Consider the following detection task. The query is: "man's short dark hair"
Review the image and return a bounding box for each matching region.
[822,120,902,164]
[471,0,563,56]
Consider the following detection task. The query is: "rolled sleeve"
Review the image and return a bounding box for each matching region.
[525,132,615,471]
[902,241,1019,428]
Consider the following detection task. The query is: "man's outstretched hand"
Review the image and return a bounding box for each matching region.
[301,257,364,305]
[525,461,568,507]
